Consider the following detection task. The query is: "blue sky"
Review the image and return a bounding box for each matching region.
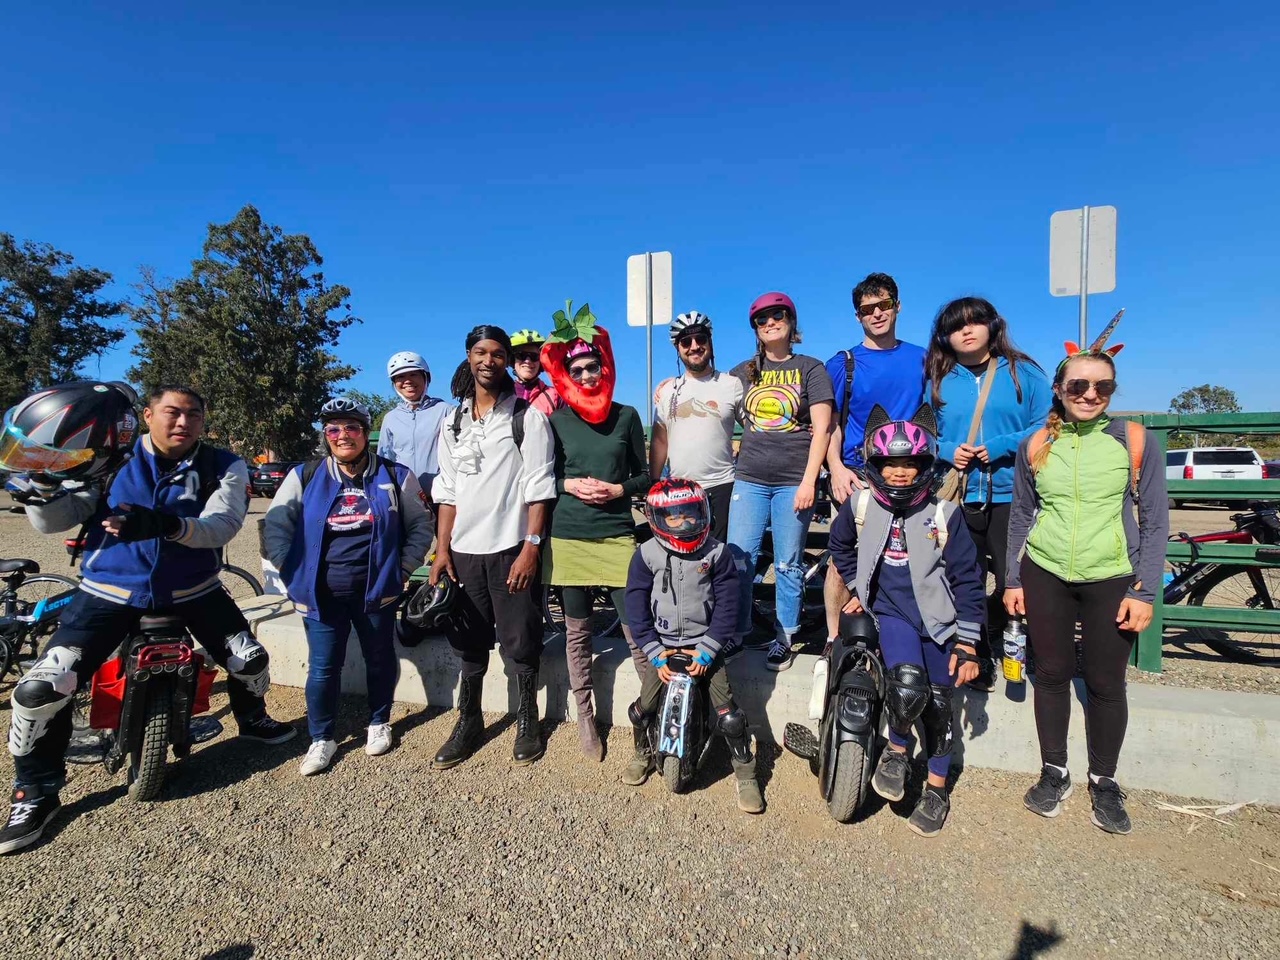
[3,1,1277,416]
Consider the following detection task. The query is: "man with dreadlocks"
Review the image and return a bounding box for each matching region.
[430,325,557,769]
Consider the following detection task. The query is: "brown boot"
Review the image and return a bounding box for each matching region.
[619,624,650,682]
[564,616,603,761]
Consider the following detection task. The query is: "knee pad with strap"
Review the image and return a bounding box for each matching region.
[715,705,752,763]
[225,631,270,698]
[884,663,930,738]
[627,698,654,729]
[922,684,955,759]
[10,646,81,757]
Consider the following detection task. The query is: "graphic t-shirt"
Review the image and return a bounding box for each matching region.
[870,515,925,633]
[321,476,374,597]
[731,354,835,487]
[653,370,744,488]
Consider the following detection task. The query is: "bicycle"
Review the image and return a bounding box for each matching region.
[0,560,79,683]
[1164,500,1280,664]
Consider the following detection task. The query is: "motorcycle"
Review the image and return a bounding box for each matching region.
[88,614,220,801]
[783,611,884,822]
[648,649,713,794]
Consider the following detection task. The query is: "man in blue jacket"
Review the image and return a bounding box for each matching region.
[0,384,294,856]
[375,351,453,503]
[822,273,927,652]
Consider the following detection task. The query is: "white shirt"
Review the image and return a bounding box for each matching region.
[653,369,744,487]
[431,392,556,555]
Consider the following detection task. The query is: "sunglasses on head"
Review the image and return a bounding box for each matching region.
[1062,378,1117,398]
[856,297,897,318]
[677,332,709,349]
[568,361,602,381]
[324,423,363,438]
[751,309,791,328]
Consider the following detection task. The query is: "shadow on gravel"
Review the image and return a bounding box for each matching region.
[160,717,308,800]
[1007,920,1064,959]
[42,783,128,847]
[202,945,254,960]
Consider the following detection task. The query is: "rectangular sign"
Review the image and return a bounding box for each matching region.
[1050,206,1117,296]
[627,251,673,328]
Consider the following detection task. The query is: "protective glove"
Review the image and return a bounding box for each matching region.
[111,504,182,542]
[7,473,65,504]
[694,649,714,667]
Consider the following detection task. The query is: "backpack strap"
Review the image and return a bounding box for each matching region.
[192,442,223,501]
[1027,427,1051,473]
[934,500,949,550]
[1125,421,1145,496]
[300,458,323,490]
[854,488,870,530]
[511,398,528,453]
[840,350,855,441]
[450,403,466,441]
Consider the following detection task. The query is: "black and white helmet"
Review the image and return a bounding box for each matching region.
[669,311,712,344]
[319,397,372,430]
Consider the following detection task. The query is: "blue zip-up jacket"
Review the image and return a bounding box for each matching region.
[825,342,927,469]
[376,396,453,495]
[933,357,1052,504]
[262,455,433,620]
[25,437,249,608]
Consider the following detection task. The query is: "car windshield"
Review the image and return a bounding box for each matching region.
[1192,451,1258,466]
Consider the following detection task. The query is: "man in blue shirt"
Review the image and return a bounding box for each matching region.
[822,273,927,647]
[376,351,453,504]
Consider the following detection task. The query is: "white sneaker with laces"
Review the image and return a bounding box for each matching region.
[299,739,337,776]
[365,723,393,757]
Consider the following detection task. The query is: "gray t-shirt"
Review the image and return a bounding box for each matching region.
[653,369,744,488]
[731,354,835,487]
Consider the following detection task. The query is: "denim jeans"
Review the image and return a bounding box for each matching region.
[302,593,399,741]
[727,480,813,638]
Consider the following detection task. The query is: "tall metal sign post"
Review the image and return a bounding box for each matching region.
[626,251,673,427]
[1050,205,1117,344]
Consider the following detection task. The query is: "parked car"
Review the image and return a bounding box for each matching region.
[1265,460,1280,480]
[249,461,302,498]
[1165,447,1265,508]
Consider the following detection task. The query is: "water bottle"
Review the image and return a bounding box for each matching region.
[1002,618,1027,683]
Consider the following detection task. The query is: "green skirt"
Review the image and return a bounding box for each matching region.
[543,536,636,587]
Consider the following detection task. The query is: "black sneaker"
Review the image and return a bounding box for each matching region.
[1088,778,1132,835]
[1024,765,1073,818]
[0,784,61,855]
[238,714,297,744]
[908,786,950,838]
[872,746,910,802]
[765,639,794,672]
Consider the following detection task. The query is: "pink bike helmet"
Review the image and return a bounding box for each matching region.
[748,292,796,324]
[863,404,939,511]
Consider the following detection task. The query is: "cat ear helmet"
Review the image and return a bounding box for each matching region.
[863,403,939,511]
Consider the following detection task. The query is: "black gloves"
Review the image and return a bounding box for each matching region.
[112,505,183,542]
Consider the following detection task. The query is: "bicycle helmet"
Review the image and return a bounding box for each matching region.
[387,351,429,380]
[645,478,711,555]
[863,403,939,511]
[669,311,712,345]
[0,381,140,481]
[509,329,546,350]
[404,574,461,629]
[748,292,796,323]
[319,397,372,430]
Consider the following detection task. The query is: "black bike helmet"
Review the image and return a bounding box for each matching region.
[0,381,140,481]
[404,574,461,630]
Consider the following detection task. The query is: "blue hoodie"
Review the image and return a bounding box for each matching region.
[933,357,1052,504]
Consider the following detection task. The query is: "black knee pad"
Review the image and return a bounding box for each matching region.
[628,698,654,729]
[922,684,955,759]
[884,663,930,737]
[716,705,748,742]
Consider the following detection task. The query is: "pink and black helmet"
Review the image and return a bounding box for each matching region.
[863,403,939,511]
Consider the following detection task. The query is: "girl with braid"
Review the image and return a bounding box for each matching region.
[1004,312,1168,834]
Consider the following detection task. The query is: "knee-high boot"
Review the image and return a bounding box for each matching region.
[563,617,603,761]
[619,623,649,682]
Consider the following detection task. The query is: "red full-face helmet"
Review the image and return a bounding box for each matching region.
[644,478,711,555]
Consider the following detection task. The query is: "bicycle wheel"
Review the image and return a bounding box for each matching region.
[1185,564,1280,664]
[541,586,621,639]
[8,574,79,670]
[220,565,264,605]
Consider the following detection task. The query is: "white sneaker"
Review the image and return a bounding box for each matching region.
[365,723,393,757]
[299,739,337,775]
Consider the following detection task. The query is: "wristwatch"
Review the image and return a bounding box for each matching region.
[523,534,544,546]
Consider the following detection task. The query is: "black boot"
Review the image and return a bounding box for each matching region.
[512,672,544,765]
[433,675,484,769]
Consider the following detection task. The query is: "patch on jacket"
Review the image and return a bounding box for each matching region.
[698,559,712,575]
[923,515,940,543]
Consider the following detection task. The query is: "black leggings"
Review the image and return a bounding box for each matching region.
[561,586,628,625]
[963,501,1011,660]
[1021,557,1135,778]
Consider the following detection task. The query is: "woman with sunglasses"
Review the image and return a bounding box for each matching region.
[539,307,651,762]
[729,292,834,671]
[264,397,433,776]
[926,297,1051,689]
[1004,318,1167,834]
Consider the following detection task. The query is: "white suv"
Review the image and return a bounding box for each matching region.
[1166,447,1265,507]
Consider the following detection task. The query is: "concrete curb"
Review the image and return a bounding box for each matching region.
[241,597,1280,803]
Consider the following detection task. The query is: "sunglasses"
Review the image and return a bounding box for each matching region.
[677,333,709,349]
[856,297,897,318]
[1062,378,1118,398]
[513,351,541,364]
[568,361,602,381]
[323,423,364,438]
[750,309,791,328]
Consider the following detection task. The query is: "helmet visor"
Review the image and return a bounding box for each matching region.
[0,413,96,477]
[650,503,705,537]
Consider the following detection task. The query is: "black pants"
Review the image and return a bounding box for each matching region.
[963,502,1011,660]
[705,481,733,544]
[1021,557,1135,779]
[447,547,543,678]
[561,587,627,625]
[14,588,266,787]
[635,656,735,716]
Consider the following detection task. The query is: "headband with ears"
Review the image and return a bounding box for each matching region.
[1059,308,1126,374]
